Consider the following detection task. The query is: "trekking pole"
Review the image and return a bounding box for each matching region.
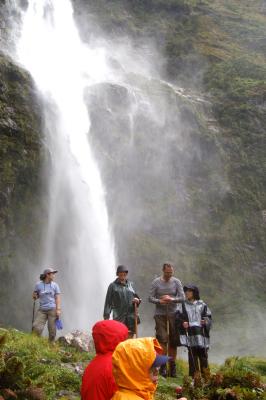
[202,324,208,360]
[202,307,208,361]
[166,304,170,377]
[134,302,138,338]
[31,299,36,332]
[185,328,197,375]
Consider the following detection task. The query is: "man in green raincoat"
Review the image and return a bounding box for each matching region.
[103,265,141,337]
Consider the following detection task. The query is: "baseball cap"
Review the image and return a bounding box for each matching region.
[152,354,171,368]
[42,267,58,275]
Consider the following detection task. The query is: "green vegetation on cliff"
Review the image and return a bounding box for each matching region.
[0,53,44,327]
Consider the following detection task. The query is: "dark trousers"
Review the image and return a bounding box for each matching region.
[188,347,208,377]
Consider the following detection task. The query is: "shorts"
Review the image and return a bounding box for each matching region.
[154,314,179,347]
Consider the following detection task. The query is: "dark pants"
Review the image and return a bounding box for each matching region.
[188,347,208,377]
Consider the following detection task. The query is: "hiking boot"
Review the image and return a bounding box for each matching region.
[159,364,167,378]
[169,361,177,378]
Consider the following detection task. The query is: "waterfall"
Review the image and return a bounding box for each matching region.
[16,0,116,330]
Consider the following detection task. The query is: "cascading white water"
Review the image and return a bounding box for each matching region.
[16,0,116,330]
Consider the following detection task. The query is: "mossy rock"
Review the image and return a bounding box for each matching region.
[0,53,45,329]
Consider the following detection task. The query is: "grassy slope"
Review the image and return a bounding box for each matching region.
[0,329,90,399]
[0,329,265,400]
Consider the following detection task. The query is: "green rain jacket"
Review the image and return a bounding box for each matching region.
[103,279,140,332]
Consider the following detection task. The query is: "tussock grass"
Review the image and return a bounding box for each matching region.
[1,329,265,399]
[0,328,91,399]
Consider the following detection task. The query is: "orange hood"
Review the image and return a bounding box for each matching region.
[112,337,162,400]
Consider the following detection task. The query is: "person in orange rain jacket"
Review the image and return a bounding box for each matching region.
[111,337,170,400]
[81,320,128,400]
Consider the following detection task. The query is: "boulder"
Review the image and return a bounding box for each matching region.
[18,387,45,400]
[58,330,94,353]
[60,361,84,376]
[1,389,17,399]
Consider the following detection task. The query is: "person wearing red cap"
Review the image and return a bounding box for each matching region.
[81,320,128,400]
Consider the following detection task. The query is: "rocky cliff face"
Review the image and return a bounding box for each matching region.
[73,0,266,358]
[0,48,44,326]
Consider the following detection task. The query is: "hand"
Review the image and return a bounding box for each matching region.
[132,298,140,305]
[160,295,173,303]
[32,292,38,300]
[201,319,206,325]
[183,322,189,329]
[56,309,61,318]
[159,297,171,304]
